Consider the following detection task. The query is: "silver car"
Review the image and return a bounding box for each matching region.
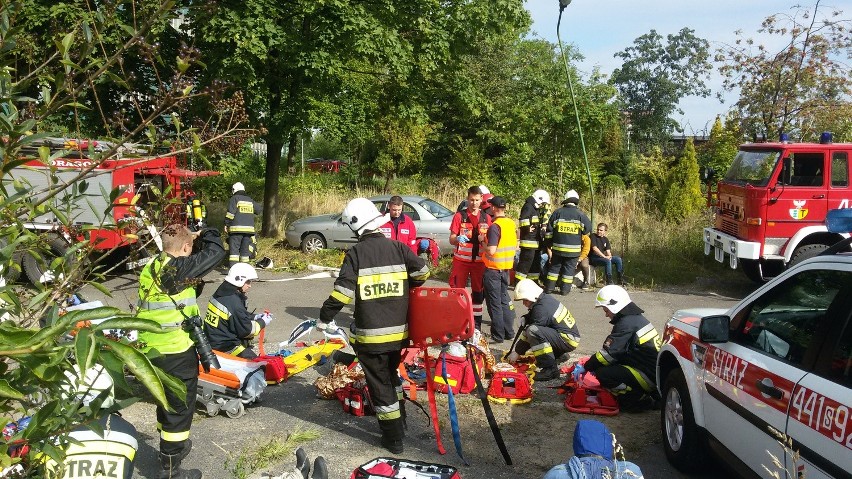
[285,195,456,254]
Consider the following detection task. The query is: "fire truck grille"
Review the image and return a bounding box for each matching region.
[719,219,739,237]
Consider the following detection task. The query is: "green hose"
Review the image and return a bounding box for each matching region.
[556,4,594,224]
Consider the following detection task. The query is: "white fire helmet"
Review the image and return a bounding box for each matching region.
[514,279,544,302]
[564,189,579,204]
[62,364,115,408]
[478,185,490,195]
[533,189,551,207]
[341,198,389,236]
[595,285,632,314]
[232,182,245,194]
[225,262,258,287]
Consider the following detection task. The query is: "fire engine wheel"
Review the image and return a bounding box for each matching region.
[740,259,765,283]
[22,233,80,286]
[661,368,708,472]
[300,233,327,253]
[0,239,23,284]
[788,243,829,269]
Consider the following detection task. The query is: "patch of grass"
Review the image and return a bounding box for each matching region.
[225,429,321,479]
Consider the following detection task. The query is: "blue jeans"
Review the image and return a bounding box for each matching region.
[589,255,623,278]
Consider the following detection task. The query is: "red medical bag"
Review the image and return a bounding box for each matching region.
[335,382,374,416]
[253,355,288,384]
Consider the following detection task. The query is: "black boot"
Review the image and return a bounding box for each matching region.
[605,274,614,285]
[295,447,310,479]
[533,366,560,382]
[379,418,405,454]
[311,457,328,479]
[158,452,202,479]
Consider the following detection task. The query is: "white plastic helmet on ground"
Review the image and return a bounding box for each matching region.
[341,198,389,236]
[478,185,490,195]
[564,189,579,204]
[232,182,245,194]
[62,364,115,408]
[226,262,258,287]
[595,285,632,314]
[533,189,551,207]
[514,279,544,302]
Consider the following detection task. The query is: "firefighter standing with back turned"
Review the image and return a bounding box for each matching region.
[225,182,262,266]
[318,198,430,454]
[543,190,591,295]
[137,224,226,479]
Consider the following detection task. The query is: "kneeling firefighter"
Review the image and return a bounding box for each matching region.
[507,279,580,381]
[318,198,430,454]
[573,285,661,411]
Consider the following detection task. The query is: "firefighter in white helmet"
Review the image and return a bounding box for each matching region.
[203,263,272,359]
[506,279,581,381]
[515,189,551,283]
[225,182,262,266]
[542,189,591,295]
[318,198,430,454]
[574,285,661,412]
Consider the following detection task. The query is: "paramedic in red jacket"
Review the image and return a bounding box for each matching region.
[379,195,418,254]
[449,185,492,329]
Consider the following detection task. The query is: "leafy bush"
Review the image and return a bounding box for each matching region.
[598,174,626,192]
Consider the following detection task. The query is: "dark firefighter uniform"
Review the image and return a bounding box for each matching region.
[583,302,662,410]
[137,229,225,459]
[515,196,544,282]
[483,216,517,341]
[319,232,429,450]
[45,414,138,479]
[225,189,261,266]
[203,281,265,359]
[543,203,590,294]
[515,293,580,371]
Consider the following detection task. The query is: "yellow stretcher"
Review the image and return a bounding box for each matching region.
[281,340,345,375]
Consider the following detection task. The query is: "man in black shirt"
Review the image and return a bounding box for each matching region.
[589,223,625,285]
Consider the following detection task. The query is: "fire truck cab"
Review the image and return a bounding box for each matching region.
[2,137,217,285]
[704,133,852,282]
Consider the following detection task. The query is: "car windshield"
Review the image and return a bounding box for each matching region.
[723,149,781,186]
[419,199,454,218]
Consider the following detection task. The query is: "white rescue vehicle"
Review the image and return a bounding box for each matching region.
[657,210,852,478]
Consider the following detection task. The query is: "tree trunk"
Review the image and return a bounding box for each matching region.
[285,133,297,174]
[261,141,283,237]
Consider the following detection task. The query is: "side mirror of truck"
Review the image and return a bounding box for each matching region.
[700,166,717,183]
[699,315,730,343]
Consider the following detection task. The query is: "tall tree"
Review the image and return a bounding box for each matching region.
[662,138,704,220]
[698,116,742,178]
[190,0,529,236]
[717,1,852,141]
[611,28,712,146]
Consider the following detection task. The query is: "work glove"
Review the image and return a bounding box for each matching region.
[456,234,469,244]
[261,313,273,326]
[572,363,586,382]
[316,320,338,333]
[506,351,520,364]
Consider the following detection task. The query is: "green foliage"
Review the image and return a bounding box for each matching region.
[225,429,321,479]
[717,2,852,141]
[0,1,246,473]
[612,28,712,145]
[598,174,626,192]
[306,132,347,161]
[632,146,670,208]
[698,116,742,178]
[662,139,705,220]
[445,138,496,189]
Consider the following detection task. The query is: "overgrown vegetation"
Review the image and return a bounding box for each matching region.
[225,429,321,479]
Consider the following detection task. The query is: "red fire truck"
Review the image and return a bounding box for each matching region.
[704,132,852,282]
[2,137,218,285]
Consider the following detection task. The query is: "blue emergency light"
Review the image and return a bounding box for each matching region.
[779,133,789,142]
[826,209,852,233]
[820,132,833,144]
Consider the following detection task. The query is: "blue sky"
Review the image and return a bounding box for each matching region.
[525,0,799,135]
